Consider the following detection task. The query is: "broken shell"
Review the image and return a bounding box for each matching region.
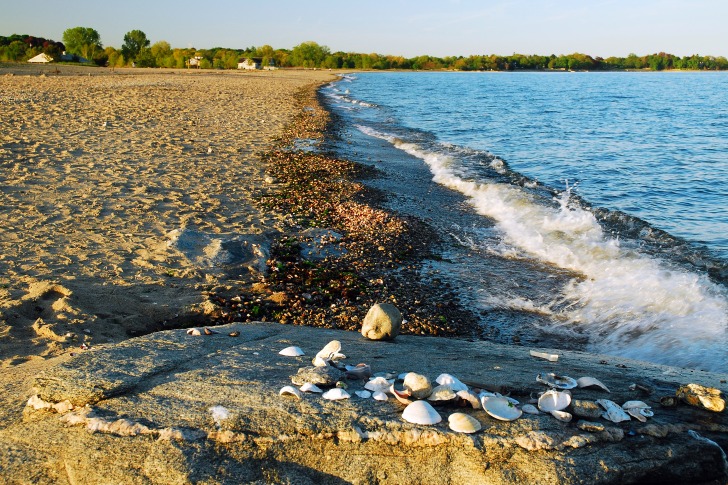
[313,340,346,367]
[364,377,392,393]
[299,383,323,393]
[622,401,653,422]
[372,391,388,401]
[521,404,540,415]
[390,384,413,405]
[428,384,457,402]
[279,386,302,399]
[537,372,578,389]
[322,388,351,400]
[228,331,240,337]
[596,399,631,423]
[448,413,482,434]
[456,389,481,409]
[676,383,726,413]
[530,350,559,362]
[435,373,469,392]
[403,372,433,400]
[402,400,442,425]
[186,328,201,336]
[482,396,522,421]
[576,376,610,393]
[279,346,305,357]
[550,410,573,422]
[537,390,571,412]
[345,363,372,380]
[355,390,372,399]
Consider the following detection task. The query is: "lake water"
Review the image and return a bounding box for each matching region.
[320,71,728,372]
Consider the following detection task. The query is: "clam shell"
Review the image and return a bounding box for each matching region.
[537,372,578,389]
[365,377,393,393]
[403,372,433,400]
[596,399,631,423]
[390,384,413,405]
[279,386,303,399]
[186,328,201,336]
[622,401,653,422]
[448,413,482,434]
[550,410,573,422]
[521,404,540,415]
[402,400,442,425]
[529,350,559,362]
[538,390,571,412]
[428,384,457,402]
[576,376,610,393]
[456,389,481,409]
[299,383,323,393]
[322,388,350,400]
[372,391,389,401]
[313,340,345,366]
[279,346,305,357]
[354,390,372,399]
[482,396,523,421]
[435,373,469,391]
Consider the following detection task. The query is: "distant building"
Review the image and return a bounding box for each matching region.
[238,57,276,70]
[187,56,203,68]
[28,53,53,63]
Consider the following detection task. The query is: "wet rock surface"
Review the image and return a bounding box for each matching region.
[2,323,727,484]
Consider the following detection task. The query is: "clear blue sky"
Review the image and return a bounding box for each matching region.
[2,0,726,58]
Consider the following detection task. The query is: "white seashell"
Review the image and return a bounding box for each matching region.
[372,391,388,401]
[522,404,540,415]
[279,346,305,357]
[482,396,522,421]
[550,410,572,422]
[538,390,572,412]
[354,390,372,399]
[596,399,631,423]
[365,377,393,393]
[428,384,457,402]
[186,328,201,336]
[313,340,345,367]
[448,413,482,434]
[322,388,350,400]
[622,401,652,422]
[435,373,469,391]
[576,376,610,393]
[208,405,230,426]
[403,372,432,400]
[456,389,481,409]
[390,384,413,405]
[279,386,302,399]
[621,400,650,410]
[537,372,578,389]
[530,350,559,362]
[402,400,442,425]
[299,383,323,393]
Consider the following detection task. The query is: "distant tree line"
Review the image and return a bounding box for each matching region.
[2,29,727,71]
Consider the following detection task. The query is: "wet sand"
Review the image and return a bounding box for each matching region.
[0,65,337,366]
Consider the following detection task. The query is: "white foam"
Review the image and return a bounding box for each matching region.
[361,126,728,371]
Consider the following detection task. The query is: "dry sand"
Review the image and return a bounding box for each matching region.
[0,65,337,366]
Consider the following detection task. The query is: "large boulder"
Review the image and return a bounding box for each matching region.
[1,323,726,484]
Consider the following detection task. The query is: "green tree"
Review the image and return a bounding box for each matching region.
[62,26,102,60]
[121,29,150,65]
[290,41,330,68]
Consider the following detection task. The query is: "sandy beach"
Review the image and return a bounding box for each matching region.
[0,65,337,366]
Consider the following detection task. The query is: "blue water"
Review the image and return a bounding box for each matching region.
[321,72,728,372]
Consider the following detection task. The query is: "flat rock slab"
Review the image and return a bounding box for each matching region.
[6,323,728,484]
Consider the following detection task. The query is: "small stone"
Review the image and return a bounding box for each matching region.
[570,399,603,419]
[577,420,605,433]
[361,303,402,341]
[291,366,344,387]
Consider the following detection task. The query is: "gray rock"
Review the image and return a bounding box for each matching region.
[571,399,604,419]
[361,302,402,340]
[291,365,344,387]
[2,323,727,484]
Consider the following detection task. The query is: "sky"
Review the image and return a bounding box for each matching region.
[1,0,727,58]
